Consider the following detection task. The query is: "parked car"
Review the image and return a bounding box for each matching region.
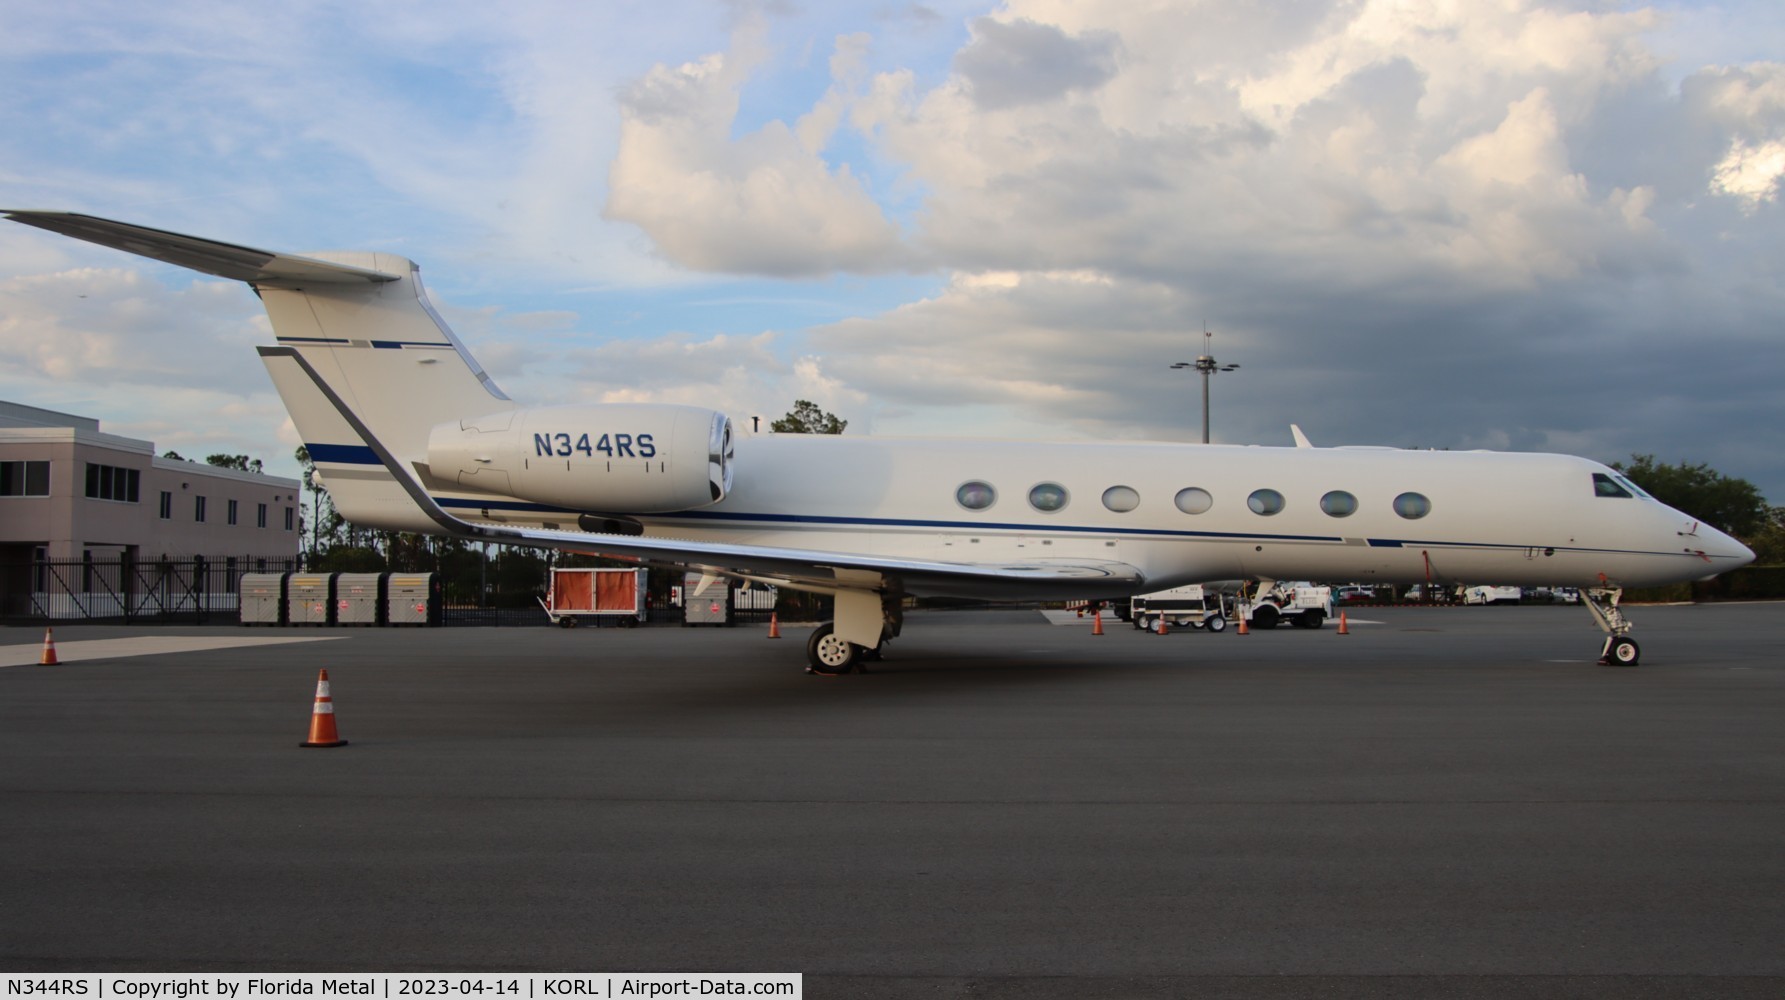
[1463,585,1522,605]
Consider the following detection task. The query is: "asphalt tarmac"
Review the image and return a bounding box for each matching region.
[3,604,1783,998]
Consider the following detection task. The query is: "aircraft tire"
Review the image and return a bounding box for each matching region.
[1604,636,1641,667]
[806,623,859,674]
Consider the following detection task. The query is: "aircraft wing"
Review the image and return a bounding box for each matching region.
[440,525,1143,602]
[270,346,1145,601]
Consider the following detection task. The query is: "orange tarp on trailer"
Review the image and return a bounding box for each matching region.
[595,570,635,611]
[554,571,595,612]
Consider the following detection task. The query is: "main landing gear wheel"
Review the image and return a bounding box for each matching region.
[1600,636,1641,667]
[806,623,860,675]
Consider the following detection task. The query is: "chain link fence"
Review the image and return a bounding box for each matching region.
[2,553,781,627]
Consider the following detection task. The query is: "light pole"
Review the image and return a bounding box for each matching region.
[1170,328,1239,444]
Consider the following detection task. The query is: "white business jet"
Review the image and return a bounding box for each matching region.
[6,212,1755,672]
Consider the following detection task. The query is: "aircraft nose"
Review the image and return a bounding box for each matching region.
[1684,519,1755,569]
[1724,533,1757,568]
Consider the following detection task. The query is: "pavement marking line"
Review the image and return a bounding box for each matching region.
[0,634,347,668]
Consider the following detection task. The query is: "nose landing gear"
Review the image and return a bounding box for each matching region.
[1585,586,1640,666]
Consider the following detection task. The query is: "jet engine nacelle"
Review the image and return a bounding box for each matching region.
[427,404,734,514]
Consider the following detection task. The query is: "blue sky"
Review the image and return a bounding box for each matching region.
[3,0,1784,502]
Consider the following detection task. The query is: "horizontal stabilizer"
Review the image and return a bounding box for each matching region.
[3,211,398,286]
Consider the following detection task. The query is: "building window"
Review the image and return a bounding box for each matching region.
[258,503,268,528]
[228,499,239,525]
[84,463,140,503]
[195,496,207,522]
[284,507,295,531]
[159,491,173,519]
[2,460,51,497]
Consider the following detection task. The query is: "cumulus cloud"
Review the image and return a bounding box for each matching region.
[604,19,912,277]
[780,1,1783,492]
[952,16,1120,109]
[0,268,264,389]
[1710,138,1785,209]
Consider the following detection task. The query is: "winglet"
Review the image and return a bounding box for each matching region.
[4,211,399,286]
[1291,424,1314,449]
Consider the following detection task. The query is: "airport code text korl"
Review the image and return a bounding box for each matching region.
[6,979,798,1000]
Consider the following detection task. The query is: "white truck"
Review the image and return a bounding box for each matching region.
[1238,581,1334,630]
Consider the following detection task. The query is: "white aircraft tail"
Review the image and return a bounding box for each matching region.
[252,253,516,530]
[3,212,512,531]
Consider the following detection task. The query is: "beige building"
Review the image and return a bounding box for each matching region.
[2,401,301,606]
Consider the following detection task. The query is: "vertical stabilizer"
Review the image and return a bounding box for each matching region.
[255,251,513,462]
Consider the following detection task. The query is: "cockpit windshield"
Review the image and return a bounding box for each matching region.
[1593,472,1652,499]
[1593,473,1633,498]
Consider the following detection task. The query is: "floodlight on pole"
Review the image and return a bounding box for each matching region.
[1170,328,1240,445]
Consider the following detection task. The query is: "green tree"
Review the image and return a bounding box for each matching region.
[771,399,847,434]
[161,449,186,461]
[205,453,264,474]
[1745,507,1785,565]
[1612,455,1769,537]
[294,445,346,554]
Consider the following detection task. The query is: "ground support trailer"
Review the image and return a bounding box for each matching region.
[539,568,646,628]
[1130,584,1234,632]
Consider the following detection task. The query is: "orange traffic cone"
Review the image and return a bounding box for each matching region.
[1337,612,1350,635]
[299,669,348,748]
[1155,615,1169,636]
[39,627,59,666]
[1092,609,1104,635]
[767,612,782,639]
[1236,613,1250,635]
